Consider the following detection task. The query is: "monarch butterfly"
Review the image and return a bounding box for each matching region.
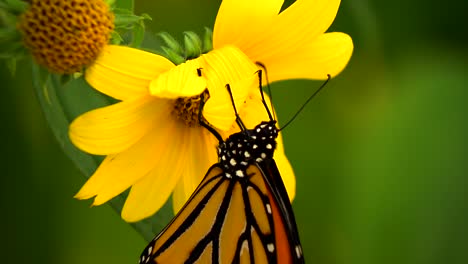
[139,70,304,264]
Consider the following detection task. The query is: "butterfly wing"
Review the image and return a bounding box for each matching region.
[139,165,227,263]
[139,161,302,264]
[256,160,304,263]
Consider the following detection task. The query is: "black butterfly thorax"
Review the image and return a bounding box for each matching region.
[217,121,278,179]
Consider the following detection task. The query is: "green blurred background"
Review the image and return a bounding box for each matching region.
[1,0,467,263]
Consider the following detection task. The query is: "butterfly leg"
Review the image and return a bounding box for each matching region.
[197,70,223,142]
[225,83,248,133]
[254,67,275,122]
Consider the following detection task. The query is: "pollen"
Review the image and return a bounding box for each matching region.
[172,90,209,127]
[17,0,114,74]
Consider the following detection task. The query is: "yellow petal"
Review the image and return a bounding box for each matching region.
[213,0,283,49]
[121,122,192,222]
[74,116,180,205]
[204,72,257,131]
[172,128,219,213]
[201,46,259,130]
[260,32,353,81]
[69,96,172,155]
[202,46,258,90]
[237,89,274,130]
[274,132,296,201]
[149,59,207,99]
[86,45,174,100]
[244,0,343,63]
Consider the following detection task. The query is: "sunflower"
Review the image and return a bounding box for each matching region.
[70,0,353,222]
[17,0,114,74]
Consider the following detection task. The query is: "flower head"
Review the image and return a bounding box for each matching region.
[17,0,114,74]
[70,0,353,222]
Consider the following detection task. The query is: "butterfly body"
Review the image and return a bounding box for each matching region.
[218,120,277,176]
[139,120,304,264]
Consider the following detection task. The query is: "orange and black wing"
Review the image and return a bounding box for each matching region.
[257,160,304,263]
[139,162,302,264]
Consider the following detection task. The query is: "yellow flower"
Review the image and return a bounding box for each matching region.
[70,0,353,222]
[17,0,114,74]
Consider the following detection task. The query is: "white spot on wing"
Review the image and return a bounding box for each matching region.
[267,243,275,252]
[236,170,244,177]
[295,245,303,258]
[256,128,261,132]
[225,172,232,178]
[240,240,249,254]
[244,151,250,158]
[261,153,266,159]
[266,203,272,214]
[266,144,272,149]
[256,158,263,163]
[253,144,258,149]
[230,158,237,166]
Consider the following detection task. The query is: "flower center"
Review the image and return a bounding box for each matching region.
[172,90,210,127]
[18,0,114,74]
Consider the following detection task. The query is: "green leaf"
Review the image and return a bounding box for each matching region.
[2,0,28,15]
[202,27,213,53]
[31,64,174,241]
[31,65,103,176]
[114,13,146,28]
[131,20,145,48]
[158,32,183,55]
[0,5,20,28]
[161,46,185,65]
[110,31,124,45]
[183,31,202,59]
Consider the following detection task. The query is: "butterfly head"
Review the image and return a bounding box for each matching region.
[218,120,278,178]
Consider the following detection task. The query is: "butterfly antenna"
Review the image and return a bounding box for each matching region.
[279,74,331,131]
[256,62,276,121]
[197,69,223,142]
[226,84,248,132]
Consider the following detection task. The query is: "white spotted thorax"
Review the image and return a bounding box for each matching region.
[218,121,278,179]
